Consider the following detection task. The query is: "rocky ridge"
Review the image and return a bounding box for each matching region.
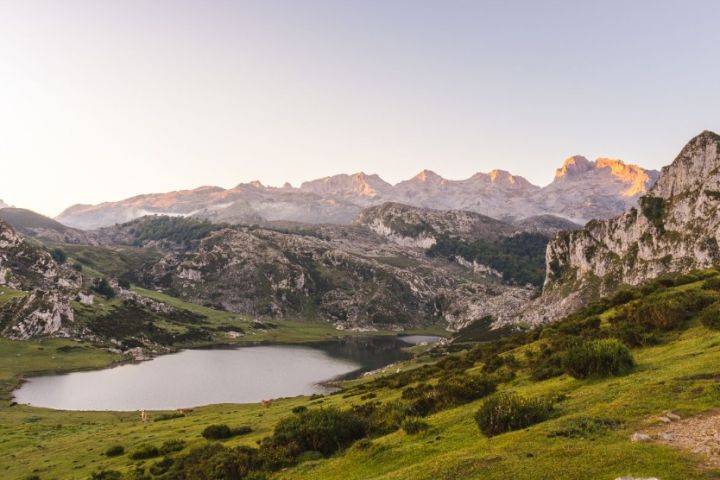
[515,131,720,326]
[132,204,541,331]
[0,218,81,339]
[55,157,658,229]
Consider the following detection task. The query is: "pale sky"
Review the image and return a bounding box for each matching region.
[1,0,718,217]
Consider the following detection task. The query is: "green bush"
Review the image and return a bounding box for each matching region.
[129,445,160,460]
[401,417,430,434]
[154,412,185,422]
[90,470,122,480]
[699,302,720,330]
[50,248,67,265]
[149,457,174,476]
[434,374,497,406]
[612,289,715,333]
[474,392,553,437]
[702,276,720,291]
[104,445,124,457]
[159,439,186,455]
[267,407,366,457]
[166,443,259,479]
[353,400,408,435]
[201,424,252,440]
[562,339,635,379]
[548,417,620,439]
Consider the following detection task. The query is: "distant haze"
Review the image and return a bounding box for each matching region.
[1,0,718,216]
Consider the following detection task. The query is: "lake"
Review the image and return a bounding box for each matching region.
[13,335,441,411]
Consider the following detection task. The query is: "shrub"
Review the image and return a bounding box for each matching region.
[92,277,116,298]
[562,339,635,379]
[474,392,553,437]
[608,288,638,307]
[291,405,307,414]
[434,374,497,406]
[631,290,714,330]
[268,407,366,457]
[129,445,160,460]
[699,302,720,330]
[401,417,430,434]
[90,470,122,480]
[149,457,174,476]
[202,424,252,440]
[166,443,259,479]
[296,450,324,463]
[104,445,124,457]
[703,276,720,291]
[154,412,185,422]
[548,417,621,439]
[353,400,408,435]
[159,439,186,455]
[50,248,67,264]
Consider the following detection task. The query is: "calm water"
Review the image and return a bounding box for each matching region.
[13,336,440,411]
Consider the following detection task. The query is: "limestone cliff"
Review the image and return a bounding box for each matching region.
[0,219,80,338]
[516,131,720,326]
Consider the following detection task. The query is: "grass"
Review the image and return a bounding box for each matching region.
[3,275,720,478]
[0,322,718,479]
[0,286,27,307]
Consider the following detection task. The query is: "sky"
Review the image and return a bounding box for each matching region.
[1,0,719,217]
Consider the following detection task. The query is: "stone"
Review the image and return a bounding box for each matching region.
[630,432,652,442]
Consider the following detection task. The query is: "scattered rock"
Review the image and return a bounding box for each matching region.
[649,409,720,468]
[630,432,652,442]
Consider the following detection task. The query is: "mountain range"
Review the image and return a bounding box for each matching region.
[55,156,659,230]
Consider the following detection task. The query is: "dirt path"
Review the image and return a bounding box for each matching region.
[646,410,720,469]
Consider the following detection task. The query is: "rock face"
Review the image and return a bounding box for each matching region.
[517,131,720,326]
[55,158,658,229]
[355,202,517,246]
[0,219,79,338]
[140,204,537,331]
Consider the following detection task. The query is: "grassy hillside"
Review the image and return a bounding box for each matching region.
[2,270,720,479]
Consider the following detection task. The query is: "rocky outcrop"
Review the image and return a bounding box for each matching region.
[55,158,658,229]
[0,219,81,338]
[143,217,535,331]
[354,202,516,246]
[515,131,720,326]
[1,290,75,339]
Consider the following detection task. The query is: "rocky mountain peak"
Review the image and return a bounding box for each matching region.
[487,169,535,189]
[554,155,594,179]
[410,169,445,184]
[650,130,720,199]
[515,130,720,328]
[299,172,393,200]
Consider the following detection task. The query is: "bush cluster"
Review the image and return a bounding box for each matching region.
[474,392,553,437]
[129,444,160,460]
[201,424,253,440]
[104,445,124,457]
[699,301,720,330]
[401,417,430,434]
[562,339,635,379]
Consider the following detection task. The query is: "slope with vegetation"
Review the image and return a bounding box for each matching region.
[2,269,720,479]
